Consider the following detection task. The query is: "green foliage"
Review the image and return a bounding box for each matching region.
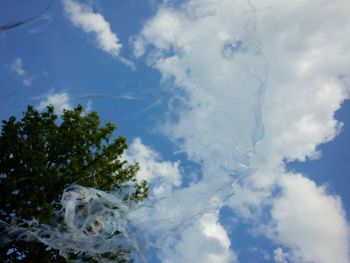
[0,105,148,262]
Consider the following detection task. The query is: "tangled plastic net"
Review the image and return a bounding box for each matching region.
[1,185,143,262]
[0,172,239,262]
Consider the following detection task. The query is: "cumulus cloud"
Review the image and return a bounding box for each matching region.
[124,137,182,195]
[62,0,122,57]
[11,58,26,76]
[37,91,72,114]
[268,173,350,263]
[137,0,350,262]
[142,9,185,51]
[161,212,236,263]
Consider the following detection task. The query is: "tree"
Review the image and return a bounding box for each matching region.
[0,105,148,262]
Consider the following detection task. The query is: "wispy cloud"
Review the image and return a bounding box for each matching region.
[22,75,35,87]
[130,36,145,58]
[136,0,350,262]
[62,0,125,60]
[27,14,53,34]
[9,57,43,87]
[11,58,26,76]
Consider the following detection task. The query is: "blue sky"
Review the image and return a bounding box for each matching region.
[1,0,350,262]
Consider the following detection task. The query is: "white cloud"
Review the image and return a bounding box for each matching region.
[161,212,236,263]
[62,0,122,57]
[124,137,181,195]
[273,247,288,263]
[37,91,72,114]
[142,9,185,51]
[137,0,350,262]
[9,57,43,86]
[11,58,26,76]
[268,173,350,263]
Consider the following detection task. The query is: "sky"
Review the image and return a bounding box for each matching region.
[1,0,350,262]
